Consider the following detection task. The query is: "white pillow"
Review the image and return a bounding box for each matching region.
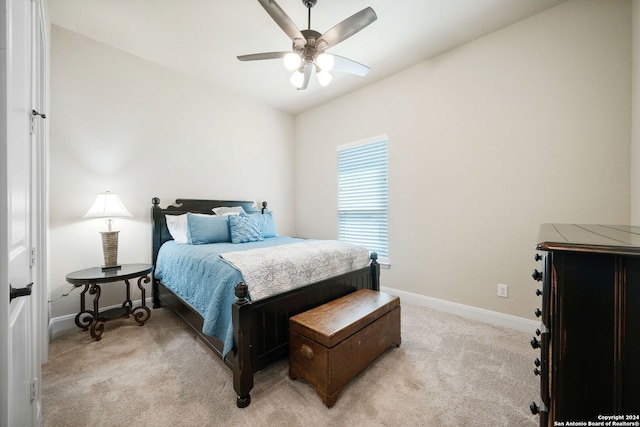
[165,213,212,244]
[212,206,246,216]
[165,214,189,244]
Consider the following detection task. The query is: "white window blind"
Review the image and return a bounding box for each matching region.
[338,138,388,262]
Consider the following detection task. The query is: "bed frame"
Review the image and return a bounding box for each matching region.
[151,197,380,408]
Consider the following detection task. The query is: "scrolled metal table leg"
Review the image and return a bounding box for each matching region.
[89,283,104,341]
[122,279,133,313]
[75,310,94,330]
[75,283,94,330]
[132,306,151,325]
[133,275,151,325]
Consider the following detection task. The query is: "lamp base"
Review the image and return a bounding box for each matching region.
[100,231,120,270]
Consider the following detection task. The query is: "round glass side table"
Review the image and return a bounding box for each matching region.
[66,263,153,340]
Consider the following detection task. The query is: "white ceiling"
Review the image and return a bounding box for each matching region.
[49,0,566,115]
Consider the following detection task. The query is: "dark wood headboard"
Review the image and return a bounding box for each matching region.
[151,197,266,266]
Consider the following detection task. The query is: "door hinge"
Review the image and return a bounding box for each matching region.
[30,379,37,401]
[30,247,36,267]
[31,110,46,134]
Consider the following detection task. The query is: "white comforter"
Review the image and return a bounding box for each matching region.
[220,240,370,301]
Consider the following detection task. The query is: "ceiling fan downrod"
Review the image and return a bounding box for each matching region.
[303,0,317,30]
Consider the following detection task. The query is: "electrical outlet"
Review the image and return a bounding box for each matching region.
[497,284,508,298]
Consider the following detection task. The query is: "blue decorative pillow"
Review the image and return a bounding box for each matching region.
[251,212,278,238]
[187,213,231,244]
[229,214,264,244]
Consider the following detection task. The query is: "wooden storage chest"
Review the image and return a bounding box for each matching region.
[289,289,401,407]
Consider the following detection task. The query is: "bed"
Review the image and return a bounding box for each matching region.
[151,197,380,408]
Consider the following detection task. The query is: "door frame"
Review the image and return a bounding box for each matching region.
[29,0,49,423]
[33,0,49,368]
[0,0,9,416]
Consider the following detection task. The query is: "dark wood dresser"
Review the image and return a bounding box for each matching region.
[530,224,640,426]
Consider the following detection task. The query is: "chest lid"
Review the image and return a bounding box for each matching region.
[289,289,400,348]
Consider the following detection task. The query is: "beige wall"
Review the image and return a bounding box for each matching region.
[295,0,632,320]
[49,26,295,317]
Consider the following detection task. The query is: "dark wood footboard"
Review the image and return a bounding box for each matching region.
[230,259,379,407]
[151,197,380,408]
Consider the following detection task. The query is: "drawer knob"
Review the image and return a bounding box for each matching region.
[534,368,541,376]
[531,269,543,281]
[530,337,540,349]
[534,308,542,318]
[534,358,541,367]
[300,344,314,360]
[534,254,542,261]
[536,289,542,296]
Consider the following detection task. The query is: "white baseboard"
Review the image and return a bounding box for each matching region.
[50,292,538,340]
[48,297,154,341]
[380,286,538,333]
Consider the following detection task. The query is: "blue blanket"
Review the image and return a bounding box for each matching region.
[154,236,304,358]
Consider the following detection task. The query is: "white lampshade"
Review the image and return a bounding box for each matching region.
[83,192,132,219]
[317,69,333,87]
[316,53,334,71]
[290,70,305,89]
[283,53,301,71]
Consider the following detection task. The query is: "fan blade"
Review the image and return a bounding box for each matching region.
[316,7,377,50]
[332,55,370,77]
[298,62,313,90]
[258,0,306,47]
[237,51,289,61]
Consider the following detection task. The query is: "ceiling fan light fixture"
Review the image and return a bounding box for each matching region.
[290,69,305,88]
[316,53,334,71]
[240,0,377,90]
[283,52,302,71]
[317,68,332,87]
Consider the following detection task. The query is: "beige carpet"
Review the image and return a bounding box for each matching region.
[42,303,538,426]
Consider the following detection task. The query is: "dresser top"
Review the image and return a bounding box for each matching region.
[537,224,640,255]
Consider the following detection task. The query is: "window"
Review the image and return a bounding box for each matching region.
[338,137,388,264]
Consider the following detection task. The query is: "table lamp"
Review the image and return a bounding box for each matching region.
[83,191,132,270]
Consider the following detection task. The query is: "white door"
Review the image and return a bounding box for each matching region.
[1,0,42,425]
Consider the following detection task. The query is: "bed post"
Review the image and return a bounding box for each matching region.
[151,197,162,308]
[232,282,253,408]
[370,252,380,291]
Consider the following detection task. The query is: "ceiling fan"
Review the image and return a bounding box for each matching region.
[237,0,377,90]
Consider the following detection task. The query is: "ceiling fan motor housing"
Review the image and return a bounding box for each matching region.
[296,29,323,65]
